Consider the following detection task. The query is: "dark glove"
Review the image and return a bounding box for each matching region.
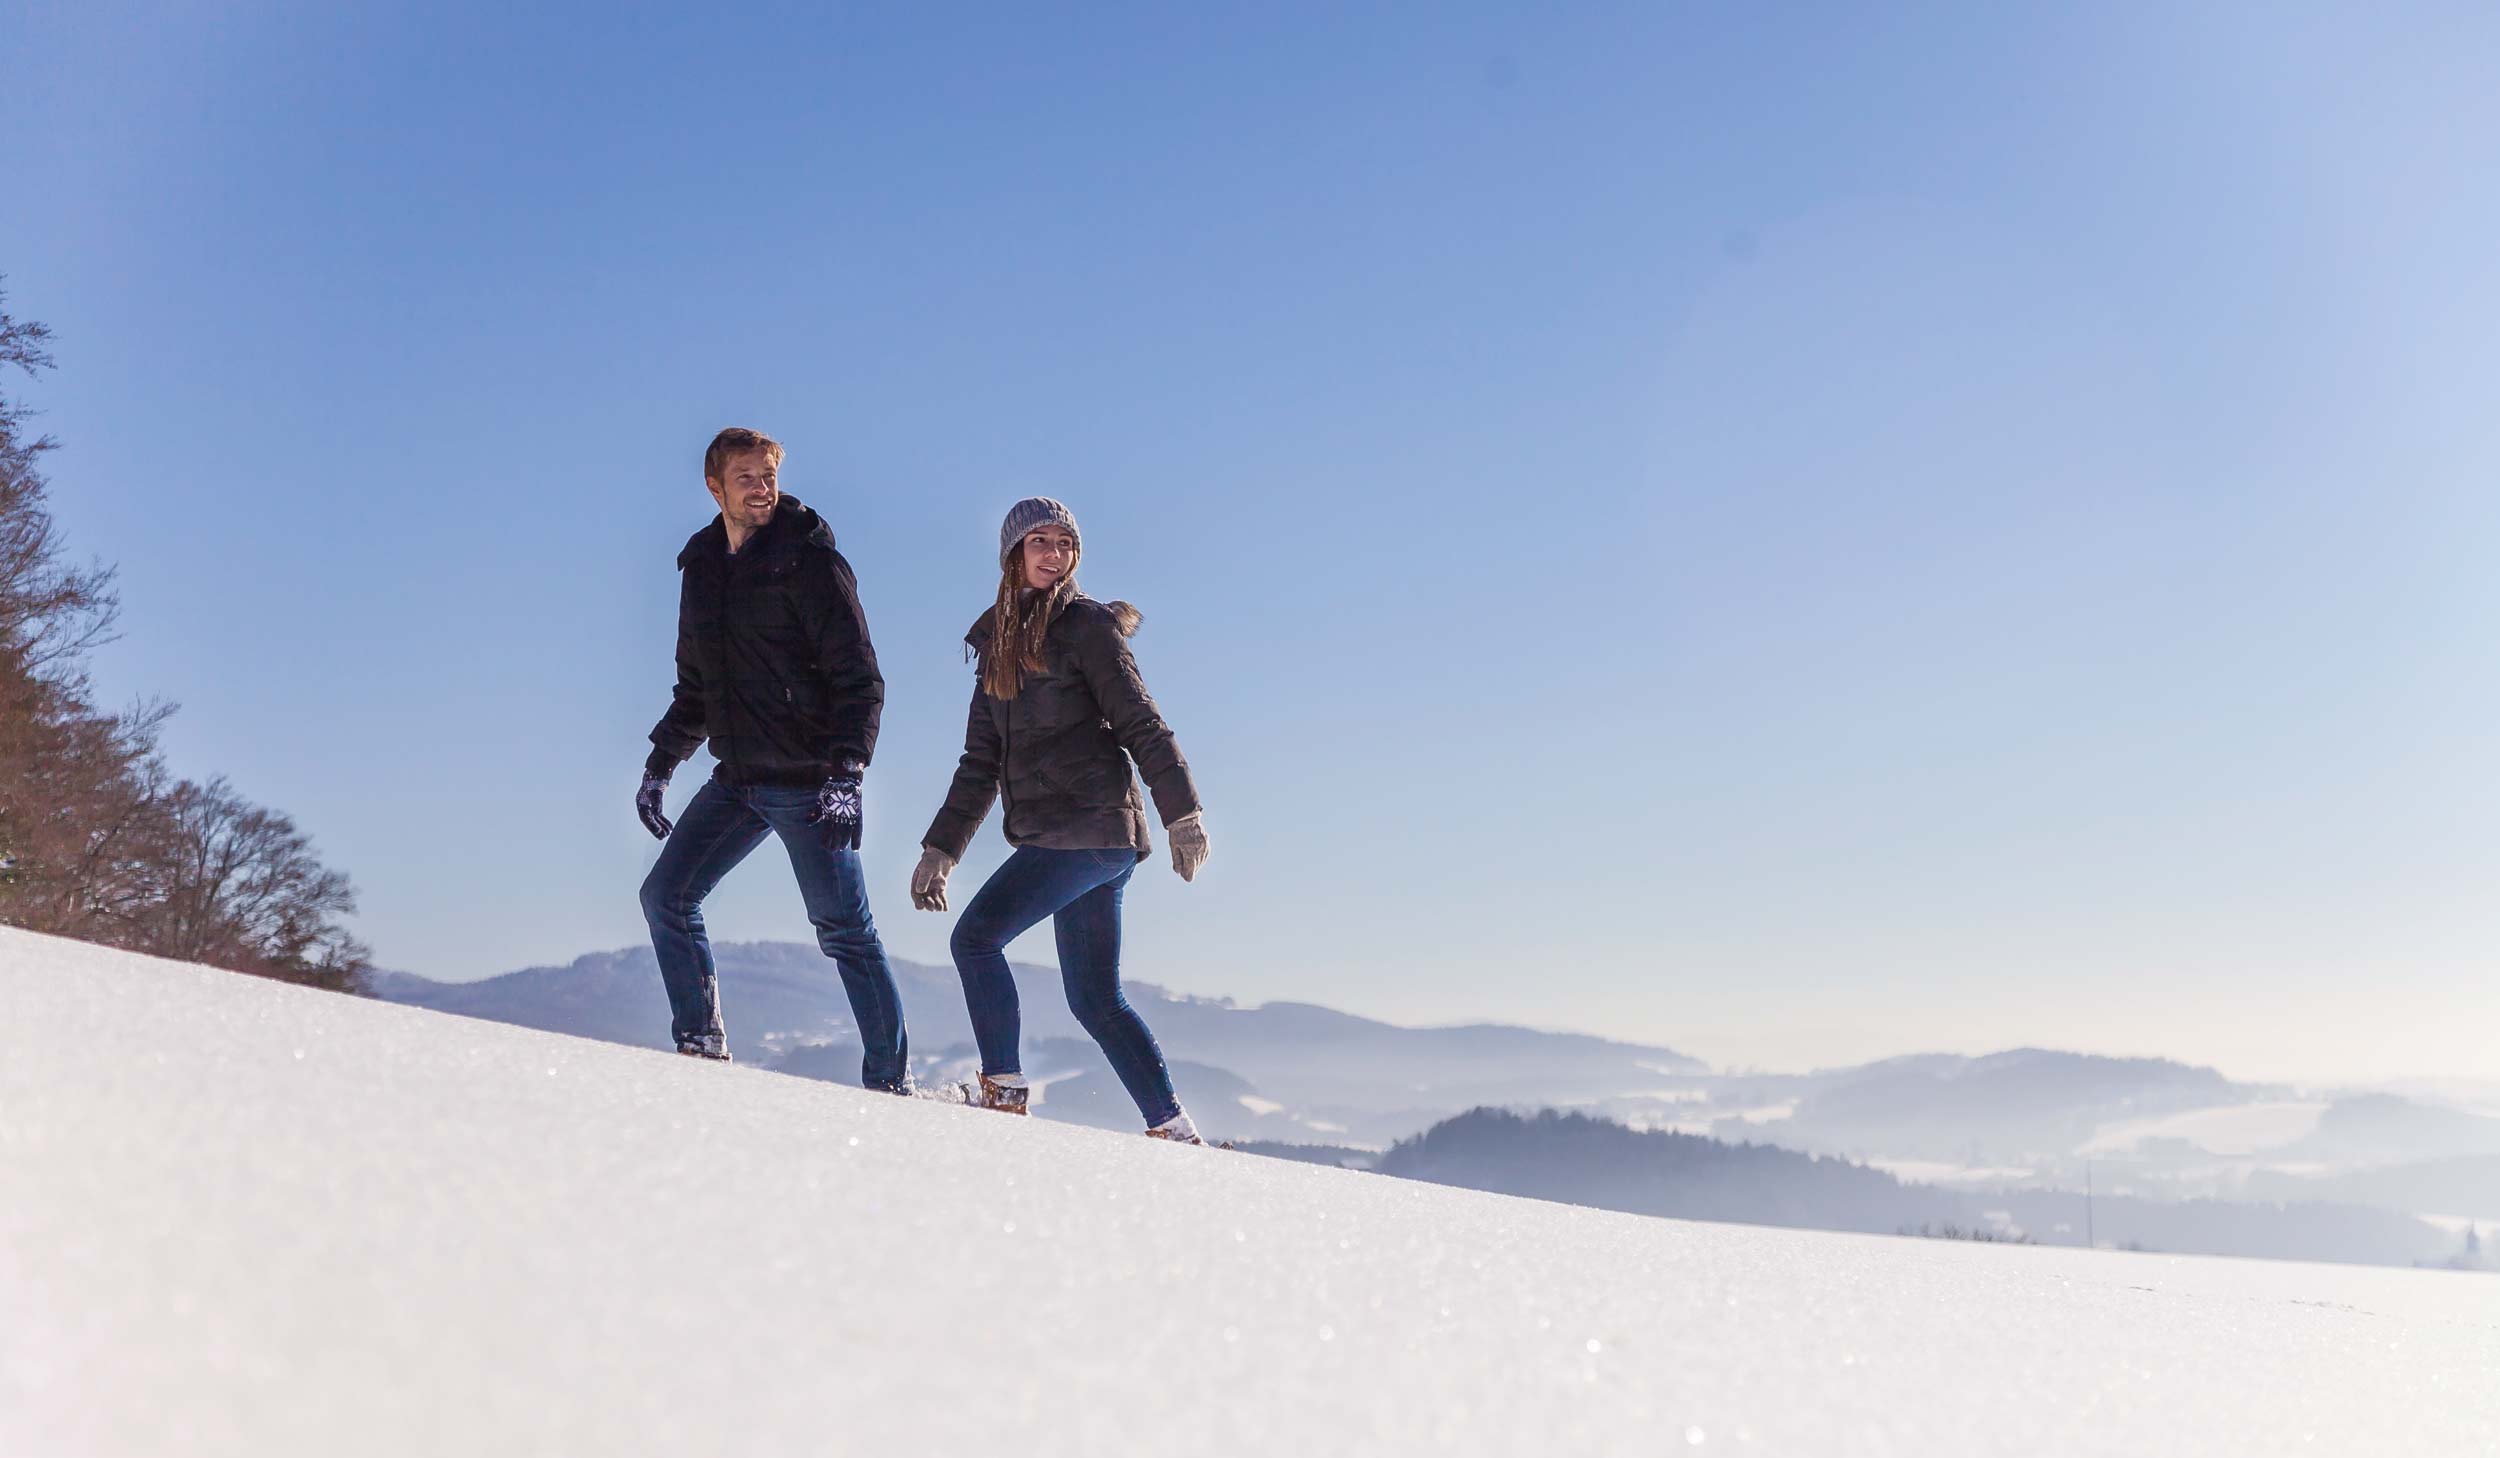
[636,771,673,840]
[807,765,865,850]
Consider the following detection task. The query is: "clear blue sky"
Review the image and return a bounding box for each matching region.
[7,2,2496,1082]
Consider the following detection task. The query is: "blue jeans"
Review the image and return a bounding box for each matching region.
[949,845,1180,1127]
[639,777,907,1089]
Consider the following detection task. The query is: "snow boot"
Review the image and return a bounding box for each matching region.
[1145,1110,1212,1145]
[974,1072,1030,1115]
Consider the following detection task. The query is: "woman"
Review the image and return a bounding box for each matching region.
[912,497,1215,1143]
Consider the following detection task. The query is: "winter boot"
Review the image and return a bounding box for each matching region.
[677,1034,731,1062]
[1145,1110,1209,1145]
[974,1072,1030,1115]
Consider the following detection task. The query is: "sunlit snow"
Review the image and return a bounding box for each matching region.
[5,929,2494,1456]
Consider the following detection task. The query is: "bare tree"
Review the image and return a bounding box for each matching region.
[0,280,372,992]
[0,670,171,938]
[0,281,118,673]
[131,777,370,991]
[0,277,145,931]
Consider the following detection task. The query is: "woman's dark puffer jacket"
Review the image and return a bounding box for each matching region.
[922,595,1199,862]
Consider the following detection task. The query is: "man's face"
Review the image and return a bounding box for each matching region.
[706,450,780,531]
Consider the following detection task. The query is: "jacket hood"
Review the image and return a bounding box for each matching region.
[677,494,833,570]
[964,593,1141,650]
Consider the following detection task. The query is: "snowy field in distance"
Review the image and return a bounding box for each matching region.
[4,928,2496,1457]
[2078,1101,2333,1157]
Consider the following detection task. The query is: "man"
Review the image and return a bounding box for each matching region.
[635,427,907,1089]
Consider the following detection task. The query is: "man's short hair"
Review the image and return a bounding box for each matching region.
[704,427,784,483]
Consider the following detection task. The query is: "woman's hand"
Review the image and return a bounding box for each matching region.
[911,846,958,911]
[1166,812,1209,883]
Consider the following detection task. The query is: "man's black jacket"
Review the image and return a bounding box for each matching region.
[646,495,883,787]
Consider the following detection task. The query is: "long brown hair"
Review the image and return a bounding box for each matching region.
[981,551,1080,700]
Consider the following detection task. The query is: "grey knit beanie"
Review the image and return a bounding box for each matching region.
[999,497,1081,567]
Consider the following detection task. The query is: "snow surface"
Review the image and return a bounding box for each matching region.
[5,929,2497,1457]
[1867,1159,2043,1188]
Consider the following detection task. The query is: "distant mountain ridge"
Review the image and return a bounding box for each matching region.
[369,943,2500,1210]
[1762,1047,2258,1162]
[1372,1108,2467,1269]
[368,941,1708,1146]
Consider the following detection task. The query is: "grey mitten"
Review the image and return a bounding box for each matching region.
[1166,811,1209,883]
[911,846,957,912]
[636,771,673,840]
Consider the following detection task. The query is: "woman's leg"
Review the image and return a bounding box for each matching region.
[949,847,1128,1078]
[1053,857,1182,1128]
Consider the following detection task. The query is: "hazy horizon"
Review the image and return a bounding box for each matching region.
[402,934,2500,1091]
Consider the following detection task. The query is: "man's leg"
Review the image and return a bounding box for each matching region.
[760,789,912,1091]
[949,847,1129,1083]
[639,778,772,1056]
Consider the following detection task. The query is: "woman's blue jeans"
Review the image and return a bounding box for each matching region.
[949,845,1181,1127]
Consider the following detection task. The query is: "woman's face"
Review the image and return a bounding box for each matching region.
[1021,526,1078,590]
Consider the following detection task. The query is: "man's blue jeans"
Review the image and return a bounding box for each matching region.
[949,845,1180,1127]
[639,777,907,1089]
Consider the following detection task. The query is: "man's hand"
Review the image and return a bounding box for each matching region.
[911,846,957,912]
[636,771,673,840]
[807,765,865,850]
[1166,811,1209,883]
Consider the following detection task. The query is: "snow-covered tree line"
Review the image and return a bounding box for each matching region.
[0,281,367,990]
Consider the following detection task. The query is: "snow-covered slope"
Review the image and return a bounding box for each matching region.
[5,930,2495,1457]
